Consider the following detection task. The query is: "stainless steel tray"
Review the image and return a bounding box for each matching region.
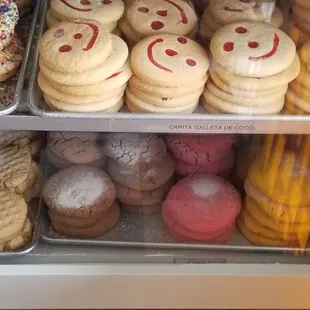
[0,0,40,116]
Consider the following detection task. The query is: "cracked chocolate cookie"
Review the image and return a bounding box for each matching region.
[102,133,167,170]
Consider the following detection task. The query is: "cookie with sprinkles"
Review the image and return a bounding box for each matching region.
[0,0,19,49]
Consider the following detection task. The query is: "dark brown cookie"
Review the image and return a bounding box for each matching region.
[43,165,116,218]
[108,153,175,191]
[102,133,167,170]
[52,202,120,238]
[121,202,162,215]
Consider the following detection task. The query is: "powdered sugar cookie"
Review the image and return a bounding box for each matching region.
[131,34,209,87]
[50,0,125,26]
[209,0,275,24]
[0,1,19,50]
[40,34,128,85]
[39,20,112,74]
[210,21,296,77]
[46,9,61,28]
[211,54,300,90]
[126,0,198,37]
[48,61,132,96]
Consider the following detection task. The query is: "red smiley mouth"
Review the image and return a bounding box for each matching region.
[60,0,92,12]
[249,33,279,61]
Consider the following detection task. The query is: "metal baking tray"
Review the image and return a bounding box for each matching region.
[0,0,40,116]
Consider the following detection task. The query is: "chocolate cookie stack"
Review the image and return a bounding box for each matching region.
[165,134,236,178]
[38,20,132,113]
[198,0,283,41]
[43,165,119,238]
[103,133,175,214]
[202,22,298,115]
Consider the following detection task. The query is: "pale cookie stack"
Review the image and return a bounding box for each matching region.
[127,34,209,114]
[0,188,32,251]
[46,0,124,35]
[43,165,119,238]
[285,42,310,115]
[289,0,310,48]
[119,0,198,48]
[202,21,298,115]
[103,133,175,214]
[38,20,132,113]
[198,0,283,42]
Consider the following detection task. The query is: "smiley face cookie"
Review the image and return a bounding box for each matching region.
[126,0,198,37]
[39,19,112,74]
[210,21,296,77]
[131,34,209,86]
[50,0,125,26]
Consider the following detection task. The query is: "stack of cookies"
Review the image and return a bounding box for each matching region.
[238,135,310,249]
[163,174,241,243]
[202,21,298,114]
[38,20,131,113]
[198,0,283,41]
[165,134,236,178]
[119,0,198,47]
[46,0,124,35]
[285,42,310,115]
[46,132,106,169]
[43,165,119,238]
[289,0,310,48]
[127,34,209,114]
[103,133,175,214]
[0,1,23,82]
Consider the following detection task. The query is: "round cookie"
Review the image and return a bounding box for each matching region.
[131,34,210,87]
[102,133,167,170]
[162,174,241,234]
[39,34,128,86]
[209,0,275,24]
[108,154,175,191]
[39,20,112,74]
[47,132,105,165]
[126,0,198,37]
[50,0,125,26]
[211,54,300,90]
[0,1,19,50]
[43,165,116,217]
[210,21,296,77]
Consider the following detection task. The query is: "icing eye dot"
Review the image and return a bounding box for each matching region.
[177,37,187,44]
[151,21,164,30]
[186,59,196,66]
[235,26,247,33]
[223,42,234,52]
[80,0,90,4]
[54,28,65,38]
[165,49,178,56]
[59,45,72,53]
[156,10,167,16]
[138,7,149,12]
[74,33,83,39]
[248,41,259,48]
[102,0,112,4]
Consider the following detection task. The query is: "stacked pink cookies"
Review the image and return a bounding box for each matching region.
[46,132,107,169]
[103,133,175,214]
[119,0,198,47]
[198,0,283,41]
[38,20,132,113]
[162,174,241,243]
[127,34,209,114]
[46,0,124,35]
[165,134,236,178]
[202,21,298,114]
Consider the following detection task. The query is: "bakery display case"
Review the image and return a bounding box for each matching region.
[2,0,310,309]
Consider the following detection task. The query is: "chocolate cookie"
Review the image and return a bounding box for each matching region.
[43,165,116,218]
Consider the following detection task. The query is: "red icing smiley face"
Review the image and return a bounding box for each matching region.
[128,0,197,35]
[59,0,113,12]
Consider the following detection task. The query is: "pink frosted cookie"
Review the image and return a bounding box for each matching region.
[174,150,235,177]
[166,134,234,165]
[162,174,241,235]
